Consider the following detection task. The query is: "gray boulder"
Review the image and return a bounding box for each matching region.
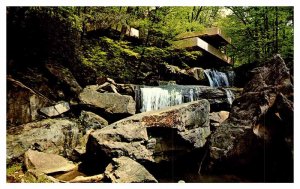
[79,110,108,131]
[7,118,82,163]
[86,99,210,164]
[104,156,158,183]
[79,86,136,115]
[39,101,70,117]
[87,123,153,163]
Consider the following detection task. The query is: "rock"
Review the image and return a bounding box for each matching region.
[116,84,136,97]
[209,111,229,127]
[70,129,95,162]
[86,123,153,166]
[7,77,51,125]
[79,111,108,131]
[39,101,70,117]
[79,86,136,115]
[24,149,76,174]
[120,99,210,149]
[208,55,293,181]
[51,164,101,183]
[22,169,59,183]
[45,63,82,95]
[158,64,207,85]
[104,156,158,183]
[69,174,104,183]
[7,118,82,163]
[186,67,206,81]
[86,99,210,165]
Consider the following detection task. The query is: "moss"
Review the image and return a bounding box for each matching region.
[7,163,23,176]
[6,162,24,183]
[22,172,53,183]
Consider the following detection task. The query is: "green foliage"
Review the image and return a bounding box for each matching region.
[7,6,294,85]
[218,7,293,66]
[22,172,53,183]
[7,163,23,176]
[82,36,140,82]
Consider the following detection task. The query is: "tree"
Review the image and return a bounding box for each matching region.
[219,6,293,66]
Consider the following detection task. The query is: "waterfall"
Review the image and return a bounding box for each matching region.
[224,88,235,105]
[204,69,230,87]
[140,87,183,112]
[136,85,201,112]
[135,85,235,112]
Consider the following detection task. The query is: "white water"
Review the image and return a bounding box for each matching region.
[204,69,230,87]
[139,86,202,112]
[224,88,235,105]
[137,85,235,112]
[140,87,184,112]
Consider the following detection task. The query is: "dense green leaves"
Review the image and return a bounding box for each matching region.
[7,6,294,85]
[218,6,293,66]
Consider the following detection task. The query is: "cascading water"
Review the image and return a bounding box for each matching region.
[138,86,202,112]
[135,85,235,112]
[204,69,230,87]
[140,87,183,112]
[224,88,235,105]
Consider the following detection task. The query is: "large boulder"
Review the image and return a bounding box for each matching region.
[104,156,158,183]
[208,55,293,182]
[7,77,51,125]
[86,99,210,166]
[79,86,136,115]
[7,118,82,163]
[24,149,76,174]
[86,123,153,170]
